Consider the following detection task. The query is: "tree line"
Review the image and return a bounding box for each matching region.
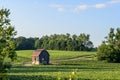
[15,33,94,51]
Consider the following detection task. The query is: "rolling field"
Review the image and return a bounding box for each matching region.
[7,50,120,80]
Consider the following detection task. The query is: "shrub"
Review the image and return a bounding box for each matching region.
[97,28,120,63]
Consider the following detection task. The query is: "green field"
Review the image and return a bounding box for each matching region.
[7,50,120,80]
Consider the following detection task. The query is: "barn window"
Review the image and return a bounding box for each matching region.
[42,58,44,61]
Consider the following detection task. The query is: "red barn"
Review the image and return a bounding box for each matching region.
[32,49,50,64]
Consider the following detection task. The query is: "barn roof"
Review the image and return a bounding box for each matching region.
[32,49,49,57]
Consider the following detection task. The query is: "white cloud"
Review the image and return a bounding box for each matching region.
[51,0,120,13]
[76,5,88,10]
[74,3,107,12]
[94,3,106,8]
[50,4,65,12]
[108,0,120,4]
[74,0,120,13]
[74,4,90,13]
[57,7,64,12]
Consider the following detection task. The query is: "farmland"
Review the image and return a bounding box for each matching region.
[7,50,120,80]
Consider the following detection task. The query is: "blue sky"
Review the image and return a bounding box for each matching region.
[0,0,120,47]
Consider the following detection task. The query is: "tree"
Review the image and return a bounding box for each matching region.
[15,36,26,50]
[77,33,93,51]
[72,34,78,50]
[66,38,73,51]
[41,35,49,49]
[97,28,120,63]
[15,37,35,50]
[0,8,17,79]
[34,38,40,49]
[25,38,35,50]
[84,41,94,51]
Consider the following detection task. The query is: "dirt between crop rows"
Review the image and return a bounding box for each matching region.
[23,56,93,66]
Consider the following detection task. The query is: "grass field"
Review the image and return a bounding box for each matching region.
[15,50,96,65]
[6,50,120,80]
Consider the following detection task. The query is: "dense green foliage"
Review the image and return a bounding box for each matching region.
[15,33,94,51]
[7,50,120,80]
[97,28,120,62]
[15,37,35,50]
[0,8,17,79]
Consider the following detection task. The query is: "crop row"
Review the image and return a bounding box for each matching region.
[7,60,120,80]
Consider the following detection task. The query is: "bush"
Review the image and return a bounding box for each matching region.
[97,28,120,63]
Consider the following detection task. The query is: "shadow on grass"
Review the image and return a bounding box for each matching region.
[8,75,99,80]
[8,75,56,80]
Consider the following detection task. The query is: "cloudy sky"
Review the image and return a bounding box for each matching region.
[0,0,120,47]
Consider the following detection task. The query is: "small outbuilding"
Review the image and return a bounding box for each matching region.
[32,49,50,64]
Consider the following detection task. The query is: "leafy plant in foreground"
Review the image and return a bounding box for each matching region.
[0,8,17,79]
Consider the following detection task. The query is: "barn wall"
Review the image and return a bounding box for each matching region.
[39,50,49,64]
